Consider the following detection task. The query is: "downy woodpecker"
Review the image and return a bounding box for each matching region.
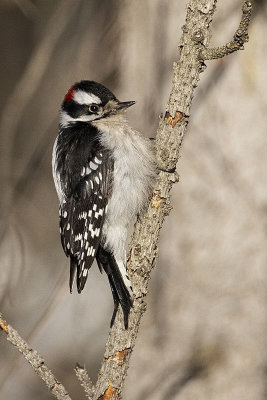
[52,81,155,328]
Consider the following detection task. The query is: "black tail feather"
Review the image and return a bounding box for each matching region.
[107,275,120,327]
[108,254,133,329]
[69,256,77,293]
[96,246,133,329]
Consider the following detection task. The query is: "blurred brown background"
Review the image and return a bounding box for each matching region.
[0,0,266,399]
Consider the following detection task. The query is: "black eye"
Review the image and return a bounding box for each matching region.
[88,104,100,113]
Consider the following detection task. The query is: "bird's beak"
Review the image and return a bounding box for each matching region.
[117,101,136,110]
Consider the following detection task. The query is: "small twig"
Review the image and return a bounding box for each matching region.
[201,1,252,60]
[74,363,95,400]
[0,313,72,400]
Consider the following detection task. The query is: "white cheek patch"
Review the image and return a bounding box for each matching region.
[73,90,101,105]
[60,111,72,127]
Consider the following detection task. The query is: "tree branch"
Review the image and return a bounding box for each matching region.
[0,313,72,400]
[74,364,95,400]
[201,1,252,60]
[92,1,252,399]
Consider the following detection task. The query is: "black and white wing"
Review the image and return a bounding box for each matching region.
[59,150,114,293]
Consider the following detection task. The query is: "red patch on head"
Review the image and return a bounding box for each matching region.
[64,86,76,102]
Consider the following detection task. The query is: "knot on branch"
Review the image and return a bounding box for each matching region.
[98,381,118,400]
[193,29,204,43]
[116,349,130,366]
[151,190,164,209]
[165,111,185,128]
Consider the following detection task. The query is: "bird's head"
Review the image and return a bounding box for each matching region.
[60,80,135,127]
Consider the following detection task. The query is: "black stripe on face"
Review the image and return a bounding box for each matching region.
[62,100,90,118]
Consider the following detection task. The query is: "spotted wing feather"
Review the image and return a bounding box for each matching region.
[59,151,113,292]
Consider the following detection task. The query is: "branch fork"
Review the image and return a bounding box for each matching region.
[200,1,252,60]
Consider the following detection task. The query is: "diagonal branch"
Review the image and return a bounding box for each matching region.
[201,1,252,60]
[0,314,72,400]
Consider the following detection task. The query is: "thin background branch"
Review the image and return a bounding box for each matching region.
[0,313,72,400]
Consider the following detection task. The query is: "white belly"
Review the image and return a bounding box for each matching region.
[94,116,155,257]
